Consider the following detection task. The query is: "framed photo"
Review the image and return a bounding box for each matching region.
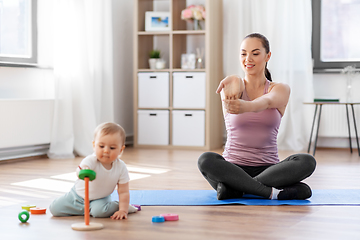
[145,12,170,31]
[181,53,196,69]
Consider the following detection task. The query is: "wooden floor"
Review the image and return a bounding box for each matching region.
[1,147,360,240]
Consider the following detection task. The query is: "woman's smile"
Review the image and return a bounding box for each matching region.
[245,64,255,69]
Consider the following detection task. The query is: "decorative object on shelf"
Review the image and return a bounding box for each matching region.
[145,12,170,31]
[341,65,359,102]
[181,53,196,69]
[196,47,204,69]
[156,59,166,69]
[181,5,205,30]
[149,49,161,69]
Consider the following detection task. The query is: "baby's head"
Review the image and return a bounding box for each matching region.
[93,122,126,163]
[94,122,126,145]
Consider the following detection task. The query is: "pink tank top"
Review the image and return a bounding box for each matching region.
[222,80,281,166]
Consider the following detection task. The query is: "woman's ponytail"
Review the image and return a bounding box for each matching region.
[265,63,272,82]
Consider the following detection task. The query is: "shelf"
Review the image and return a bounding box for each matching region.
[172,30,206,35]
[134,0,223,150]
[172,69,205,72]
[138,68,171,72]
[138,68,205,72]
[172,108,206,111]
[138,31,170,35]
[138,30,205,35]
[138,108,171,110]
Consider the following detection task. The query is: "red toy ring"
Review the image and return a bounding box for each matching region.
[30,207,46,214]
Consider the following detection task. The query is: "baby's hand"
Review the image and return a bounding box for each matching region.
[110,210,128,220]
[76,165,90,179]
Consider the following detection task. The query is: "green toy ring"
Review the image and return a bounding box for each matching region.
[18,210,30,223]
[78,169,96,181]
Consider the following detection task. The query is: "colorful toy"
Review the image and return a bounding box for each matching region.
[131,204,141,211]
[152,216,165,223]
[21,205,36,211]
[30,207,46,214]
[160,213,179,221]
[18,210,30,223]
[71,169,103,231]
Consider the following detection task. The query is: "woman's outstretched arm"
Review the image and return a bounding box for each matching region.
[223,82,290,115]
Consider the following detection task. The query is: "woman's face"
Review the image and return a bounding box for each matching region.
[239,37,271,76]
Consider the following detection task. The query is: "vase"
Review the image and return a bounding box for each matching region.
[155,59,166,69]
[193,19,202,30]
[148,58,157,69]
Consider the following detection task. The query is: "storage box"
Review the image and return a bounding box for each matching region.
[138,110,169,145]
[173,72,206,108]
[138,72,169,108]
[172,110,205,146]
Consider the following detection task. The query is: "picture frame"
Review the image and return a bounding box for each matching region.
[181,53,196,69]
[145,12,170,31]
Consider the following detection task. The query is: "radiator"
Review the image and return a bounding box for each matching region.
[317,104,360,138]
[0,99,54,160]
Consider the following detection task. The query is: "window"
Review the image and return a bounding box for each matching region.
[0,0,37,65]
[312,0,360,71]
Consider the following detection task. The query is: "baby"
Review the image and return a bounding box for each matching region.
[49,122,136,219]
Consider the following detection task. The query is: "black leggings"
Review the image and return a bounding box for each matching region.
[198,152,316,198]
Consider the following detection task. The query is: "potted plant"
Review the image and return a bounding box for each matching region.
[149,49,161,69]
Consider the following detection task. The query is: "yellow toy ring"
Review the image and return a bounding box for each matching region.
[21,205,36,211]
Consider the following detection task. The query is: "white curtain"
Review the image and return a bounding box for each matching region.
[223,0,314,151]
[48,0,114,158]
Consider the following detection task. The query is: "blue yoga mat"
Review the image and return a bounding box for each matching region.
[112,189,360,206]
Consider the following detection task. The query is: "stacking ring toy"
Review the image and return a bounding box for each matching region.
[160,213,179,221]
[152,216,165,223]
[30,207,46,214]
[78,169,96,181]
[21,205,36,211]
[18,210,30,223]
[72,169,103,231]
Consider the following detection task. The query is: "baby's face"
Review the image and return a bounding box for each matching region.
[93,133,124,167]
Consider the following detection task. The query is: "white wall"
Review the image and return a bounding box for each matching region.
[112,0,134,139]
[313,73,360,148]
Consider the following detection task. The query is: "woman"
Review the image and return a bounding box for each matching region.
[198,33,316,200]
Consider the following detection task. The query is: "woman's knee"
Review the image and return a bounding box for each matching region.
[294,153,316,175]
[303,154,316,173]
[197,152,222,171]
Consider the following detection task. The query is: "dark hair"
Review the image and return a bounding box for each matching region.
[244,33,272,81]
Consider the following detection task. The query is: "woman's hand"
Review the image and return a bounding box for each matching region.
[216,75,243,100]
[110,210,128,220]
[223,99,248,114]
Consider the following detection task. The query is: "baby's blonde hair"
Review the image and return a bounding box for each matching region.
[94,122,126,145]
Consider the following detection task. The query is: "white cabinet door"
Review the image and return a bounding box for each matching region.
[138,110,169,145]
[173,72,205,108]
[172,110,205,146]
[138,72,169,108]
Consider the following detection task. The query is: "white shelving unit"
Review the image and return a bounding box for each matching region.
[133,0,223,150]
